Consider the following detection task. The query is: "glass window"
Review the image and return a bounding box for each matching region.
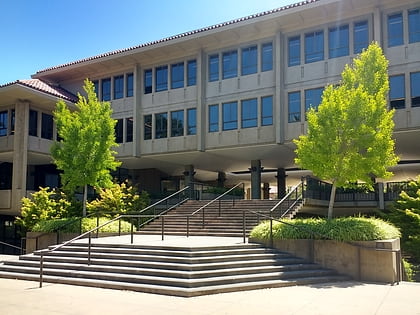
[115,119,123,143]
[126,117,133,142]
[0,111,7,136]
[261,42,273,72]
[155,113,168,139]
[144,115,152,140]
[389,75,405,109]
[144,69,152,94]
[288,36,301,66]
[354,21,369,54]
[92,80,99,97]
[101,78,111,101]
[209,54,219,82]
[411,72,420,107]
[241,99,257,128]
[187,60,197,86]
[113,75,124,99]
[288,91,301,123]
[155,65,168,92]
[41,113,53,140]
[409,8,420,43]
[29,109,38,136]
[261,96,273,126]
[329,24,349,58]
[241,45,257,75]
[305,30,324,63]
[222,101,238,130]
[223,50,238,79]
[126,73,134,97]
[388,13,403,47]
[209,105,219,132]
[171,110,184,137]
[187,108,197,135]
[10,109,15,135]
[305,88,324,112]
[171,62,184,89]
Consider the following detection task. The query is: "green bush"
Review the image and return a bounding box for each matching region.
[250,217,400,242]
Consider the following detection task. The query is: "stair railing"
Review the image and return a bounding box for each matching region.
[269,180,304,219]
[0,240,24,255]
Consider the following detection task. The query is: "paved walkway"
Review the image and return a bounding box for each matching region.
[1,235,420,314]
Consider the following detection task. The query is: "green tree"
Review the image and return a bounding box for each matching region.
[51,79,121,216]
[294,42,398,219]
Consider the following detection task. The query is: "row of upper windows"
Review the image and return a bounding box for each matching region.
[387,8,420,47]
[208,96,273,132]
[287,88,324,123]
[144,60,197,94]
[389,71,420,109]
[93,73,134,102]
[115,117,134,143]
[144,108,197,140]
[287,20,369,66]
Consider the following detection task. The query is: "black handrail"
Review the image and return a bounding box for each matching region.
[269,180,304,219]
[0,240,23,255]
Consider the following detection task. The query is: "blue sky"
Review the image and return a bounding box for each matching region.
[0,0,296,85]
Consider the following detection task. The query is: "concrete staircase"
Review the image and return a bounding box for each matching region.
[0,241,349,297]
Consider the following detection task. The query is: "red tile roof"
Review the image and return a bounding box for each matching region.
[0,79,77,102]
[35,0,319,75]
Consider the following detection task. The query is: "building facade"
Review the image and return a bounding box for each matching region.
[1,0,420,225]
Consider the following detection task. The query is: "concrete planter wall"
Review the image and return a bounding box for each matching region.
[250,237,401,283]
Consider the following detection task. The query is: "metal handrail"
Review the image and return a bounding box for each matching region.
[0,240,23,254]
[269,181,304,218]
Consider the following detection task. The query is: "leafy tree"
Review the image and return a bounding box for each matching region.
[294,42,398,219]
[51,79,121,216]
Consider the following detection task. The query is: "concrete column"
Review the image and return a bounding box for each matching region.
[262,183,270,200]
[250,160,262,200]
[276,168,287,199]
[217,172,226,187]
[183,165,195,198]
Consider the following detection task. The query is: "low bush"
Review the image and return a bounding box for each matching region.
[32,217,133,233]
[250,217,400,242]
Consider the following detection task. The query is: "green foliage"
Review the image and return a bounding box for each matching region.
[51,79,121,211]
[403,259,414,282]
[294,43,398,218]
[87,182,150,217]
[81,217,133,233]
[250,217,400,242]
[32,217,133,233]
[15,187,72,231]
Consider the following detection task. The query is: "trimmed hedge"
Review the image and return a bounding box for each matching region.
[250,217,400,242]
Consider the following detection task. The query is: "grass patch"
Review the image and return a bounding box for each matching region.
[250,217,400,242]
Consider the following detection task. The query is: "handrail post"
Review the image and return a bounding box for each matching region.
[242,211,246,244]
[88,233,92,266]
[270,219,273,248]
[39,252,44,288]
[96,215,99,238]
[118,219,121,236]
[130,220,134,244]
[202,208,205,228]
[218,199,221,217]
[187,216,190,238]
[161,216,165,241]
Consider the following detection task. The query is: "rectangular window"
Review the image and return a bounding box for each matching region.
[187,108,197,135]
[126,73,134,97]
[288,91,301,123]
[241,45,257,75]
[388,13,404,47]
[305,88,324,112]
[389,75,405,109]
[409,8,420,43]
[115,119,124,143]
[305,30,324,63]
[29,109,38,136]
[171,110,184,137]
[411,72,420,107]
[261,42,273,72]
[222,101,238,130]
[222,50,238,79]
[101,78,111,101]
[261,96,273,126]
[10,109,15,135]
[93,80,99,97]
[288,36,301,66]
[144,69,152,94]
[155,65,168,92]
[113,75,124,99]
[155,113,168,139]
[126,117,133,142]
[241,99,257,128]
[0,111,7,136]
[171,62,184,89]
[41,113,53,140]
[209,54,219,82]
[144,115,152,140]
[329,24,349,58]
[354,20,369,54]
[209,105,219,132]
[187,60,197,86]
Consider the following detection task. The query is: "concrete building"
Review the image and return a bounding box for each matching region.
[1,0,419,238]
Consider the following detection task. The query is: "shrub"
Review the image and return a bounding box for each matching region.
[250,217,400,242]
[32,217,133,233]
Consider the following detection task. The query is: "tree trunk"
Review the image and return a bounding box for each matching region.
[83,184,87,217]
[327,182,337,220]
